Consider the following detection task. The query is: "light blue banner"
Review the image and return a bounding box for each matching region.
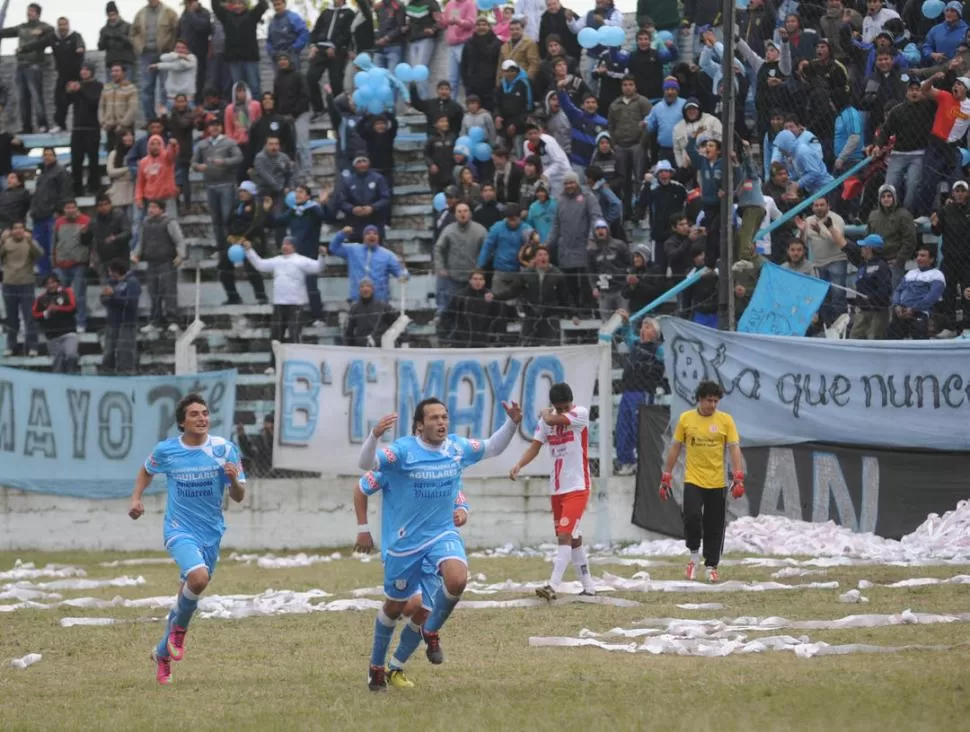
[661,318,970,450]
[738,262,830,336]
[0,368,237,498]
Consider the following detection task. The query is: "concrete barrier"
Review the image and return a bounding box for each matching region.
[0,475,652,551]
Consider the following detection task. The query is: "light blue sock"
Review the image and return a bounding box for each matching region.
[369,610,397,667]
[423,586,460,633]
[156,609,176,658]
[172,585,199,628]
[389,621,423,669]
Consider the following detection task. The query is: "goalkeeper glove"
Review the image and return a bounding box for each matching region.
[659,471,673,501]
[730,471,745,499]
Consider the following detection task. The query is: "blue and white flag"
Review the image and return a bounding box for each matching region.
[738,262,830,336]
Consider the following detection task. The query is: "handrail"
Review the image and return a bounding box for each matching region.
[753,154,874,241]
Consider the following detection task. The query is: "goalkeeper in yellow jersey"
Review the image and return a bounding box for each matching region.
[659,380,745,584]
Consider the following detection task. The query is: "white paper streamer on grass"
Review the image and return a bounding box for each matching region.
[99,558,173,568]
[0,561,86,580]
[676,603,725,610]
[9,653,42,669]
[770,568,828,579]
[838,589,869,604]
[531,609,970,658]
[60,617,121,627]
[6,576,146,591]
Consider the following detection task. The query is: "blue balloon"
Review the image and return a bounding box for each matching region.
[903,42,921,65]
[473,142,492,162]
[366,98,384,115]
[454,135,473,151]
[354,71,368,87]
[352,89,366,108]
[578,27,600,50]
[394,62,413,83]
[356,84,375,102]
[355,52,372,69]
[433,192,447,211]
[468,126,486,144]
[961,148,970,168]
[477,0,496,10]
[227,244,246,264]
[595,26,612,46]
[604,26,625,47]
[378,85,394,103]
[736,0,750,8]
[412,65,429,82]
[284,191,297,209]
[656,30,674,45]
[923,0,945,17]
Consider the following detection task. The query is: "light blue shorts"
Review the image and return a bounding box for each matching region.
[165,535,221,581]
[383,535,467,603]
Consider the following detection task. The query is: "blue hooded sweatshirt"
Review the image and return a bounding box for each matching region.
[772,129,833,194]
[477,219,532,272]
[329,231,408,302]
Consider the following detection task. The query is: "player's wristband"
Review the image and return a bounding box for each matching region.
[733,471,745,481]
[357,524,370,533]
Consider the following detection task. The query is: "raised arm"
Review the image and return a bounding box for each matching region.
[357,413,398,470]
[482,401,522,459]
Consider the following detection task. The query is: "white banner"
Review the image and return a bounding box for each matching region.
[273,344,600,476]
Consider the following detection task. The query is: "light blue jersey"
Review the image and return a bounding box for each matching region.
[360,435,485,560]
[360,436,484,602]
[145,435,246,547]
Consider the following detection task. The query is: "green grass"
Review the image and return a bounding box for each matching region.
[1,550,968,732]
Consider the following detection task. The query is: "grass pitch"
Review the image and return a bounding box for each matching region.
[1,550,968,732]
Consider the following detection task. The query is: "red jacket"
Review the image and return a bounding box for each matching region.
[135,135,180,206]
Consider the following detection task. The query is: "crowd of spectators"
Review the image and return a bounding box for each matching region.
[1,0,969,382]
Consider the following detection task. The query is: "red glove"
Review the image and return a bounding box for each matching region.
[730,471,745,499]
[659,471,673,501]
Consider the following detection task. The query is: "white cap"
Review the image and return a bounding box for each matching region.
[956,76,970,90]
[501,59,519,71]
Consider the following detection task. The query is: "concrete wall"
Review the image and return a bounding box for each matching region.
[0,475,652,551]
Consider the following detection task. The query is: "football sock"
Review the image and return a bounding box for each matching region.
[389,621,423,670]
[173,584,200,628]
[550,544,572,589]
[690,551,701,565]
[423,586,460,633]
[155,608,176,659]
[571,546,596,592]
[370,610,397,667]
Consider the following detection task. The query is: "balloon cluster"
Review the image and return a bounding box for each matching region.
[578,25,626,49]
[350,56,429,115]
[655,30,674,45]
[476,0,501,9]
[922,0,944,17]
[454,127,492,162]
[393,62,429,84]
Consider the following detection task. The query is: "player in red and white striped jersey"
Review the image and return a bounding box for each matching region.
[509,382,596,600]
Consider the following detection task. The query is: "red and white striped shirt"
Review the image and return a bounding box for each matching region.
[533,406,590,495]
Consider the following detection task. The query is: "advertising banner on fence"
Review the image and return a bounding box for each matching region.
[633,406,970,539]
[0,367,237,499]
[273,344,600,476]
[660,317,970,450]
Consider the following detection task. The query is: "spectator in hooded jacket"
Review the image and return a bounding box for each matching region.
[889,245,945,339]
[223,181,269,305]
[867,183,917,290]
[587,218,630,319]
[32,272,79,372]
[622,243,668,315]
[547,172,601,310]
[923,2,968,64]
[495,60,533,148]
[225,81,263,180]
[772,128,834,197]
[243,234,326,373]
[213,0,268,97]
[135,133,180,216]
[66,64,104,198]
[100,257,141,374]
[330,225,409,302]
[266,0,308,71]
[645,77,686,166]
[31,148,72,277]
[637,161,687,272]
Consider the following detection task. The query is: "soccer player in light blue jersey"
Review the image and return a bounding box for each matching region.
[354,397,522,692]
[128,394,247,686]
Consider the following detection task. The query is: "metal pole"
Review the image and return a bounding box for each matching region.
[719,0,737,331]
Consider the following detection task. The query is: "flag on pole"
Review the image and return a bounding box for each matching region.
[737,262,830,336]
[0,0,10,36]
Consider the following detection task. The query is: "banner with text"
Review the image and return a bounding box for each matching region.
[0,368,237,498]
[661,317,970,450]
[633,407,970,539]
[273,344,600,476]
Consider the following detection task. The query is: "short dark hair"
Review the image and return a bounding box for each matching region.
[549,382,573,405]
[63,199,78,208]
[412,397,447,433]
[437,80,451,89]
[175,394,208,432]
[784,112,802,126]
[621,74,636,84]
[107,257,129,276]
[480,182,495,191]
[505,203,522,217]
[671,213,689,228]
[916,244,937,260]
[204,87,222,98]
[96,194,112,205]
[28,3,41,15]
[695,380,724,401]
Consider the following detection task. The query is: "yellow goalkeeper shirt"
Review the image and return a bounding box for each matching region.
[673,409,740,489]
